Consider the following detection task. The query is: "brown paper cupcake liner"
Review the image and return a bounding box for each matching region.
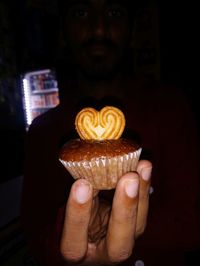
[59,148,142,189]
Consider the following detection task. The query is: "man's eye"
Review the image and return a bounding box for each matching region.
[107,8,125,18]
[70,8,89,18]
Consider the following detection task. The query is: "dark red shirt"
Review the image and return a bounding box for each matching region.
[21,79,200,266]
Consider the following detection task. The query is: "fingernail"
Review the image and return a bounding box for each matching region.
[75,181,91,204]
[125,179,139,198]
[142,167,152,181]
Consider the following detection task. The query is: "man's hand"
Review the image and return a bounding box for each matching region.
[60,160,152,265]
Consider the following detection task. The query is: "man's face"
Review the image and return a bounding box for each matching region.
[63,0,134,79]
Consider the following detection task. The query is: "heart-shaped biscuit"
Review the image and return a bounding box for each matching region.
[75,106,125,140]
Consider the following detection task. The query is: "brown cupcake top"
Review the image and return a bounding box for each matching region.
[59,138,140,162]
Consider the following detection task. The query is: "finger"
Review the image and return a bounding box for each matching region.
[105,172,140,263]
[136,160,152,237]
[60,179,93,263]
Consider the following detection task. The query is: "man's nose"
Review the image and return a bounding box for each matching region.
[92,15,107,39]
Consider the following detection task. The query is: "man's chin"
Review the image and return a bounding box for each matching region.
[80,68,118,80]
[79,61,121,80]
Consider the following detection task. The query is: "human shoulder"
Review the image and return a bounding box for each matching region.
[28,105,62,133]
[27,102,76,147]
[133,75,192,111]
[125,75,181,106]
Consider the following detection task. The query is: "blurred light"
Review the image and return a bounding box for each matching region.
[23,78,32,126]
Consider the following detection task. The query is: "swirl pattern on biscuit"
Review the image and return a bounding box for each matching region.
[75,106,125,140]
[99,106,125,140]
[75,107,98,140]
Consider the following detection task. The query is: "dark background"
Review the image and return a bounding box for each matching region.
[0,1,199,265]
[0,0,198,183]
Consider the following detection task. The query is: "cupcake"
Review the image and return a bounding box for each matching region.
[59,106,142,189]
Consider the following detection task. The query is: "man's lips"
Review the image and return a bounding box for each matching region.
[87,44,109,55]
[82,41,115,56]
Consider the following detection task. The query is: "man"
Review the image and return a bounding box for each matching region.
[21,0,200,265]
